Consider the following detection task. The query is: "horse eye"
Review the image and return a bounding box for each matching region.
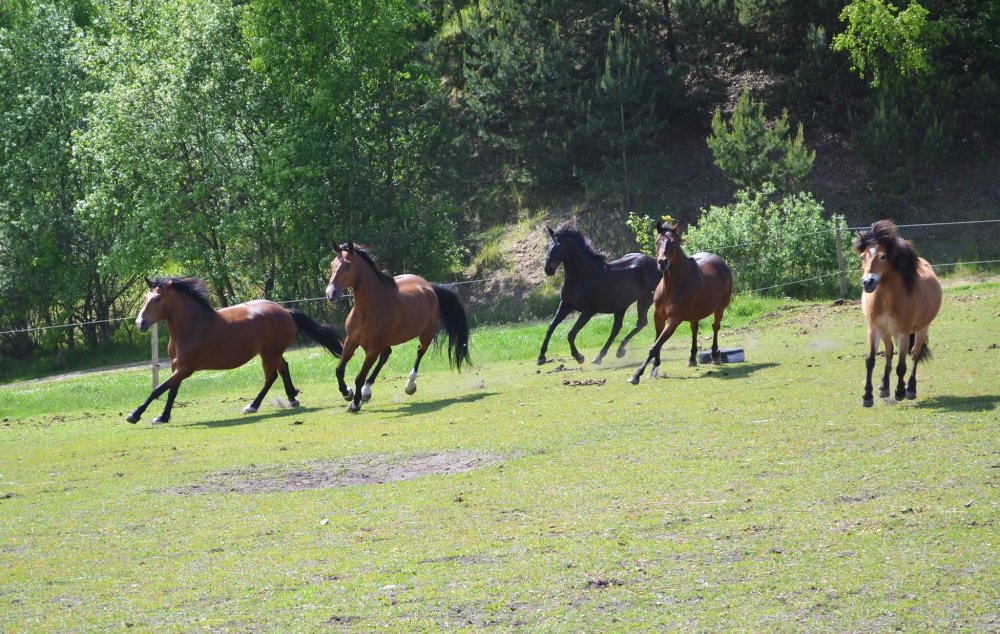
[879,254,886,260]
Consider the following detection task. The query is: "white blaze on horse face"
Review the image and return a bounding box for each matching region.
[136,291,154,329]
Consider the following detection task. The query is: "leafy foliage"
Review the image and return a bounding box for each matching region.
[707,90,815,193]
[685,185,846,297]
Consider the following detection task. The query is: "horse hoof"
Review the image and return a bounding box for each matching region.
[627,375,640,385]
[343,389,354,402]
[591,357,603,366]
[361,390,372,403]
[125,413,140,424]
[862,397,874,408]
[894,392,906,403]
[404,384,416,396]
[573,353,585,364]
[879,388,890,399]
[348,401,361,413]
[649,367,659,378]
[242,404,258,414]
[905,390,916,400]
[288,399,300,407]
[711,357,722,366]
[536,357,547,366]
[152,416,170,425]
[615,348,626,359]
[688,359,697,368]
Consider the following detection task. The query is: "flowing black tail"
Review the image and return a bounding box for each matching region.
[432,285,471,370]
[289,309,343,357]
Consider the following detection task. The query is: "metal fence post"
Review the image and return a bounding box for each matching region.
[151,322,159,389]
[835,220,848,299]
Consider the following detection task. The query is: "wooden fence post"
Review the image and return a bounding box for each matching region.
[151,322,159,389]
[835,220,848,299]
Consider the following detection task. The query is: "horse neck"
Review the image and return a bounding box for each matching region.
[561,242,604,280]
[349,261,395,314]
[164,295,220,341]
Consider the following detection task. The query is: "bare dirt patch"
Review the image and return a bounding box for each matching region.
[166,450,504,495]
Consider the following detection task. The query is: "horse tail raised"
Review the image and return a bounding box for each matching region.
[289,309,343,357]
[432,285,471,370]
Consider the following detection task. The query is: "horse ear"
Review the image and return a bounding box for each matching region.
[346,240,355,253]
[145,276,154,289]
[546,226,555,238]
[655,219,667,235]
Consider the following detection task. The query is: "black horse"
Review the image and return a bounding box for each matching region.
[537,220,661,365]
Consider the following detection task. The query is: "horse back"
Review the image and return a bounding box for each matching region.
[693,252,733,301]
[179,300,295,371]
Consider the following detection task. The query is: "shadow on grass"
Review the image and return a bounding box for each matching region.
[913,394,1000,413]
[652,362,779,380]
[380,391,499,418]
[167,406,326,429]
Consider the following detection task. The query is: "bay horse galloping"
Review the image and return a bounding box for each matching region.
[853,220,942,407]
[127,277,343,424]
[629,219,733,385]
[537,220,660,365]
[325,241,471,413]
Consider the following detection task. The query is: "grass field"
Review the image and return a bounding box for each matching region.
[1,284,998,631]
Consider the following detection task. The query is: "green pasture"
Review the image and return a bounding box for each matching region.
[1,284,998,631]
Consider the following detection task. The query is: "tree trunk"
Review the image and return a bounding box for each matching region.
[661,0,678,64]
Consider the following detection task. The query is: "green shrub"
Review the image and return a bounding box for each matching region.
[685,185,847,298]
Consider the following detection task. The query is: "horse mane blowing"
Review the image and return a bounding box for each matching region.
[552,219,608,263]
[147,276,215,313]
[852,220,920,291]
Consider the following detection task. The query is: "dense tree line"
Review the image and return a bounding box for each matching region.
[1,0,997,360]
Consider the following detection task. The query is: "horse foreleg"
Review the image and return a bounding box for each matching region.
[617,297,650,358]
[349,350,380,413]
[893,333,909,402]
[538,301,571,365]
[688,320,699,367]
[153,386,179,425]
[361,347,392,402]
[126,370,188,424]
[244,357,280,414]
[629,318,680,385]
[862,326,880,407]
[879,334,894,399]
[594,312,624,365]
[278,358,300,406]
[567,311,594,364]
[336,339,359,401]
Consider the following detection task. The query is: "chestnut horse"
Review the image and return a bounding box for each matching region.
[853,220,942,407]
[538,220,661,365]
[628,220,733,385]
[325,241,471,413]
[127,277,343,424]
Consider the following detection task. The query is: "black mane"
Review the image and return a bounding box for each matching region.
[152,277,216,313]
[554,220,608,263]
[853,220,920,291]
[340,243,396,287]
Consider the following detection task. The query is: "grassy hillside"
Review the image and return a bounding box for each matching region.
[1,281,997,630]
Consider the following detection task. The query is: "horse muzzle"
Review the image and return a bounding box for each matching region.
[135,317,150,333]
[861,275,879,293]
[543,264,556,276]
[326,284,340,302]
[657,259,670,274]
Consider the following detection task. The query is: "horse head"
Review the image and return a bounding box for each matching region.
[136,278,173,331]
[853,220,919,293]
[655,219,682,275]
[543,225,565,276]
[326,241,358,301]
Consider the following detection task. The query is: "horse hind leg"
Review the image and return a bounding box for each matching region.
[688,321,699,367]
[406,336,433,396]
[892,333,909,402]
[617,296,651,358]
[278,357,300,406]
[245,356,280,414]
[906,330,930,400]
[710,307,725,365]
[594,312,624,365]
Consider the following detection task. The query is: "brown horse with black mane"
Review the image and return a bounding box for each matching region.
[326,241,471,413]
[853,220,942,407]
[127,277,343,424]
[628,219,733,385]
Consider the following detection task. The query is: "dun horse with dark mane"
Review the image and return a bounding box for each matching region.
[326,241,471,413]
[853,220,942,406]
[538,220,660,365]
[127,277,343,424]
[629,219,733,385]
